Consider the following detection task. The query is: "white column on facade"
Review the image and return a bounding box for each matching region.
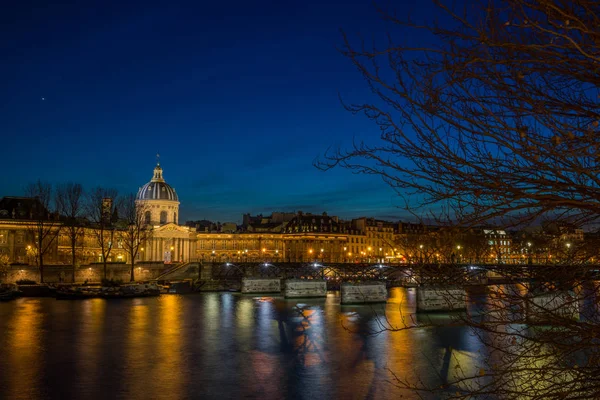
[157,238,161,261]
[183,239,188,261]
[152,237,156,261]
[153,238,156,261]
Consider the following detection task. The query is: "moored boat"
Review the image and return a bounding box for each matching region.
[0,284,23,301]
[55,283,162,300]
[56,286,101,300]
[101,283,160,299]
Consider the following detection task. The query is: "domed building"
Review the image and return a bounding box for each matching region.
[136,162,180,225]
[136,161,194,264]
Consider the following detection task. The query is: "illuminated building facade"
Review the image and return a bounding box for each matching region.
[15,162,597,269]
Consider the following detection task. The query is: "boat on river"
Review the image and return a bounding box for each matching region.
[56,286,101,300]
[56,283,161,300]
[102,283,160,298]
[0,284,22,301]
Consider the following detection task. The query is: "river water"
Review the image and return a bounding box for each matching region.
[0,288,485,400]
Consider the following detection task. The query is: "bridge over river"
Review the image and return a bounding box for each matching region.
[156,261,593,288]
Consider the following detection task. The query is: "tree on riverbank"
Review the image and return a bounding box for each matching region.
[321,0,600,398]
[86,187,120,280]
[120,194,152,282]
[24,180,61,283]
[56,182,85,282]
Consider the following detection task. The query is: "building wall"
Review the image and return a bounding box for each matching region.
[1,263,167,284]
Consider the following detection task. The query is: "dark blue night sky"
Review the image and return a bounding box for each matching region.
[0,0,429,223]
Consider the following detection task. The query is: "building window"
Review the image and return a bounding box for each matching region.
[160,211,167,224]
[174,212,177,224]
[144,211,151,225]
[0,231,6,245]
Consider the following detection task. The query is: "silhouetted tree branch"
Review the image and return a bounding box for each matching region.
[319,0,600,397]
[318,0,600,230]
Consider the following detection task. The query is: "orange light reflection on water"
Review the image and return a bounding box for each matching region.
[382,288,415,397]
[292,307,327,368]
[153,295,184,396]
[7,300,44,400]
[125,300,150,395]
[76,299,106,390]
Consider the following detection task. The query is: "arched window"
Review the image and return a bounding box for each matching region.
[160,211,167,224]
[144,211,151,225]
[174,212,177,224]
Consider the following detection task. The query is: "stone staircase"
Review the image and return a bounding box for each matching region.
[154,262,200,281]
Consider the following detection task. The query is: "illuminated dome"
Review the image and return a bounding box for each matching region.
[136,161,180,225]
[136,164,178,201]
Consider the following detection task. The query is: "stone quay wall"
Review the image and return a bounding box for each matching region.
[241,278,281,294]
[341,282,388,304]
[1,262,168,284]
[416,286,467,312]
[284,279,327,298]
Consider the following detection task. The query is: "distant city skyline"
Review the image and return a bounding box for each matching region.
[0,157,410,224]
[0,0,435,223]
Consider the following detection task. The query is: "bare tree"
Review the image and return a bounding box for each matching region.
[86,187,120,280]
[24,180,61,283]
[319,0,600,230]
[318,0,600,398]
[119,194,152,282]
[56,182,85,282]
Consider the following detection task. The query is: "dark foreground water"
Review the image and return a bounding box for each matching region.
[0,288,485,400]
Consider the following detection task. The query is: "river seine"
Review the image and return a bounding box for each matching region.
[0,288,484,399]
